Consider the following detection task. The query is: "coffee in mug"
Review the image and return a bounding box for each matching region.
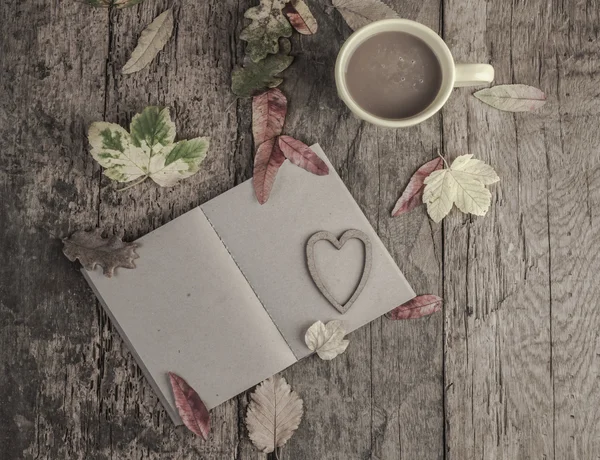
[335,19,495,128]
[345,31,443,119]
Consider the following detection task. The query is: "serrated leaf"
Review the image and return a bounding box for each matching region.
[168,372,210,440]
[283,0,318,35]
[278,136,329,175]
[304,320,349,360]
[83,0,146,8]
[253,138,286,204]
[246,375,303,454]
[89,107,210,188]
[62,229,139,278]
[332,0,399,31]
[232,39,294,97]
[241,0,293,63]
[122,9,174,75]
[252,88,288,147]
[386,295,442,320]
[473,84,547,112]
[422,154,500,222]
[392,157,444,217]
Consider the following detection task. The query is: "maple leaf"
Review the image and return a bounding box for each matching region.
[62,229,139,278]
[304,320,349,360]
[422,154,500,222]
[88,107,210,189]
[240,0,293,63]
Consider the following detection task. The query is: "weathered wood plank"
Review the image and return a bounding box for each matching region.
[442,0,558,458]
[280,1,445,459]
[0,1,108,459]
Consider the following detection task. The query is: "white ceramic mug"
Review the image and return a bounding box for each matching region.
[335,19,494,128]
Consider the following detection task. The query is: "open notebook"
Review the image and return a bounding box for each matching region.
[84,144,415,424]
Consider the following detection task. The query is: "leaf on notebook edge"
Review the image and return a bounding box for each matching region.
[278,136,329,176]
[386,295,442,320]
[253,138,286,204]
[246,375,303,453]
[62,228,139,278]
[305,320,349,360]
[283,0,319,35]
[168,372,211,440]
[392,157,444,217]
[252,88,288,147]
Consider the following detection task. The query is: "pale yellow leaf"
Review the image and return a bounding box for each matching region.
[122,9,174,75]
[304,320,349,360]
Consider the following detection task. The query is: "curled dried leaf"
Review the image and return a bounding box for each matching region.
[62,229,139,278]
[305,320,349,360]
[283,0,318,35]
[246,375,303,453]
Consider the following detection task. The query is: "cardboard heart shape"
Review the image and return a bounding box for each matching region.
[306,230,372,314]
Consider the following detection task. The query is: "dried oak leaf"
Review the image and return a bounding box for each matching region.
[392,157,444,217]
[283,0,318,35]
[62,229,139,278]
[386,295,442,320]
[168,372,210,440]
[232,39,294,97]
[246,375,303,454]
[241,0,293,63]
[83,0,146,8]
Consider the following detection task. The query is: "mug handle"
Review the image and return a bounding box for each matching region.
[454,64,495,87]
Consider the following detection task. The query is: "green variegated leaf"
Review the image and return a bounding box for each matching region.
[88,108,210,189]
[240,0,293,63]
[130,106,176,149]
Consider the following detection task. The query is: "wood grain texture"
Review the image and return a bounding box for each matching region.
[1,0,599,459]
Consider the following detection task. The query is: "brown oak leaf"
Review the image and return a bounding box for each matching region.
[62,229,139,278]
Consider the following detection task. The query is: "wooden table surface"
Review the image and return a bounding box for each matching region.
[2,0,599,459]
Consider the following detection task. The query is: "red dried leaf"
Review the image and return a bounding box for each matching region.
[252,88,288,147]
[168,372,210,440]
[283,0,319,35]
[278,135,329,176]
[253,138,286,204]
[386,295,442,320]
[392,157,444,217]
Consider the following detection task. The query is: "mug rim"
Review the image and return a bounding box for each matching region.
[335,19,455,128]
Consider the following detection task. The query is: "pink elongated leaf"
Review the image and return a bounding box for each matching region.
[278,135,329,176]
[283,0,319,35]
[253,138,286,204]
[252,88,288,147]
[392,157,444,217]
[386,295,442,320]
[168,372,210,440]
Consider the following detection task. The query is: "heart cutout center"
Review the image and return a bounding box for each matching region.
[306,230,372,314]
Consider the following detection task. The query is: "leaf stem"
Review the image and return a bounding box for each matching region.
[115,175,148,192]
[275,447,281,460]
[436,148,449,169]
